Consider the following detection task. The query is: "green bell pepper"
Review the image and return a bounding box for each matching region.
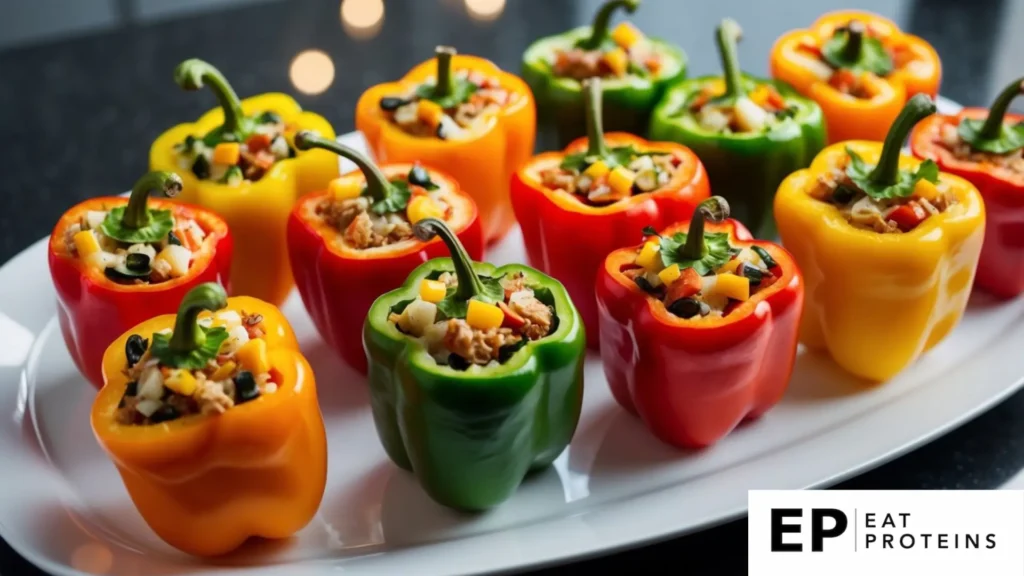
[648,19,825,239]
[363,218,585,511]
[522,0,687,149]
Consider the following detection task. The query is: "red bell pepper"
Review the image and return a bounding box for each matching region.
[287,132,484,374]
[910,77,1024,299]
[511,79,710,348]
[48,172,233,389]
[596,198,804,448]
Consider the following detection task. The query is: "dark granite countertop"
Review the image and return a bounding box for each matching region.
[2,0,1023,573]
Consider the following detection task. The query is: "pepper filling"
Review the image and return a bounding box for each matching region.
[624,234,780,319]
[314,165,455,250]
[553,22,663,80]
[64,207,207,284]
[115,310,276,424]
[687,83,799,134]
[388,272,556,368]
[936,122,1024,177]
[539,150,682,205]
[173,111,296,184]
[378,71,518,141]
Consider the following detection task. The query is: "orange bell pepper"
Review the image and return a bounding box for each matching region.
[355,46,536,244]
[90,284,327,556]
[770,10,941,143]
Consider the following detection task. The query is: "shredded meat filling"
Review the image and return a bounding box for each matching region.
[443,319,521,365]
[937,123,1024,176]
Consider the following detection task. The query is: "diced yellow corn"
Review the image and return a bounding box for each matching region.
[611,21,643,49]
[407,195,445,224]
[583,160,610,179]
[657,264,681,286]
[73,230,100,259]
[419,279,447,303]
[209,361,237,382]
[236,338,270,374]
[713,273,750,301]
[608,166,636,196]
[718,258,742,275]
[329,176,363,200]
[749,85,770,108]
[914,179,940,201]
[466,299,504,330]
[603,48,629,77]
[635,241,663,271]
[212,142,240,165]
[418,100,445,128]
[164,369,198,396]
[705,78,727,97]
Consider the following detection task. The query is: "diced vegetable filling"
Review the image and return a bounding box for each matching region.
[389,272,556,368]
[64,209,206,284]
[626,241,781,319]
[795,26,916,98]
[809,157,956,233]
[379,71,519,141]
[552,23,664,80]
[315,165,452,249]
[115,310,275,425]
[688,83,798,133]
[539,152,682,205]
[937,122,1024,177]
[173,111,296,184]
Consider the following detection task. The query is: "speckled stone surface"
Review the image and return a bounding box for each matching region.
[1,0,1023,573]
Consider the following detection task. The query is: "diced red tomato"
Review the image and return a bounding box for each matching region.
[797,40,822,57]
[765,87,786,110]
[828,69,859,93]
[887,202,928,232]
[498,302,526,330]
[666,267,703,302]
[246,133,273,152]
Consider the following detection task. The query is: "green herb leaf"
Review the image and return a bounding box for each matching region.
[100,207,175,244]
[820,31,893,76]
[436,274,504,319]
[845,146,939,200]
[957,119,1024,154]
[641,225,659,237]
[659,231,740,275]
[369,180,412,214]
[559,145,668,173]
[149,326,229,370]
[415,79,478,110]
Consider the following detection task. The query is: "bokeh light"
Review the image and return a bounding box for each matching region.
[465,0,505,21]
[289,50,335,95]
[341,0,385,39]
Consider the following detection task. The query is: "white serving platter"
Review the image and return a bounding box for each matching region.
[4,96,1021,576]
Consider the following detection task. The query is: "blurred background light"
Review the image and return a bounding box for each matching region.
[465,0,505,21]
[289,50,335,95]
[341,0,385,39]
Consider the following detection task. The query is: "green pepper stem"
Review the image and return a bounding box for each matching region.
[583,79,610,158]
[839,20,865,62]
[413,218,485,302]
[432,46,457,100]
[580,0,641,50]
[680,196,730,260]
[167,283,228,355]
[868,94,937,185]
[294,131,394,203]
[716,18,746,99]
[978,77,1024,140]
[122,172,183,230]
[174,59,246,134]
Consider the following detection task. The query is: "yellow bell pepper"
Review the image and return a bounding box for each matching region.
[150,59,339,306]
[466,299,504,330]
[419,279,447,303]
[774,95,985,382]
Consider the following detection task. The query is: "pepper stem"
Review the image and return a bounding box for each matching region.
[978,77,1024,140]
[174,59,246,134]
[580,0,641,50]
[716,18,746,100]
[413,218,486,302]
[583,78,610,158]
[294,131,395,203]
[122,172,183,230]
[868,94,937,185]
[680,197,730,260]
[432,46,457,100]
[167,283,228,356]
[839,20,865,62]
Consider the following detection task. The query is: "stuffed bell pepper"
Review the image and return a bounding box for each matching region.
[522,0,687,148]
[287,131,484,374]
[911,77,1024,299]
[775,95,985,382]
[771,10,941,143]
[596,197,803,448]
[151,58,339,305]
[649,18,825,239]
[49,171,232,389]
[91,283,327,556]
[512,78,709,348]
[364,218,584,511]
[355,46,534,244]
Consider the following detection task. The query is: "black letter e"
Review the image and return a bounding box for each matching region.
[771,508,803,552]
